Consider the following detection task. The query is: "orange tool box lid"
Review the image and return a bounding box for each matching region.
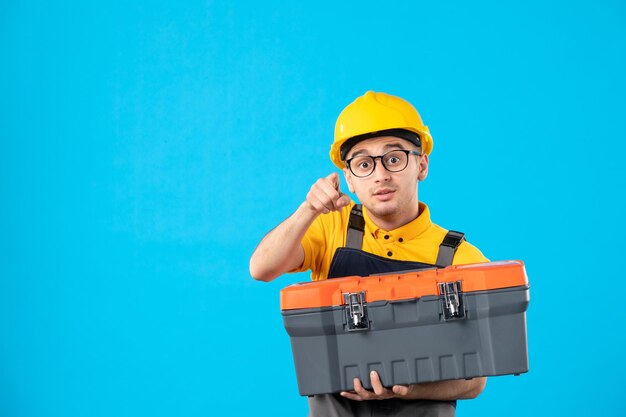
[281,260,528,311]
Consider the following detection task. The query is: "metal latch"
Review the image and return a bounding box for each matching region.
[438,281,466,320]
[343,291,369,331]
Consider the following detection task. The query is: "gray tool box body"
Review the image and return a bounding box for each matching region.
[280,261,530,396]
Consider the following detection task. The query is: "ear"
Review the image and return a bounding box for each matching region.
[418,154,429,181]
[343,167,355,193]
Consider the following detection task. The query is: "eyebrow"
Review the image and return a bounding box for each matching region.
[349,142,407,158]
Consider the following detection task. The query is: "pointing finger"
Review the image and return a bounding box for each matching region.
[325,172,339,190]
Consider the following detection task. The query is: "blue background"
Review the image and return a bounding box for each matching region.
[2,1,625,416]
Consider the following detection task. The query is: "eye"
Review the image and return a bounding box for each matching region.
[357,160,371,169]
[384,152,404,166]
[350,156,373,174]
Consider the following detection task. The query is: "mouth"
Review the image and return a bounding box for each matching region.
[373,188,395,201]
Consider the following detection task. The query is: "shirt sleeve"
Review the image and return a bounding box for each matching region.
[453,240,490,265]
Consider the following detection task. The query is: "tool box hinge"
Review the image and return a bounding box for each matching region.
[343,291,369,331]
[438,281,466,320]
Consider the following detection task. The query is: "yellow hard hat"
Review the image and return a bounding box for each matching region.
[330,91,433,169]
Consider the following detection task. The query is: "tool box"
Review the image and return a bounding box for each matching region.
[281,261,530,396]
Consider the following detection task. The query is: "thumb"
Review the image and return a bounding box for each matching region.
[337,193,351,208]
[392,385,410,397]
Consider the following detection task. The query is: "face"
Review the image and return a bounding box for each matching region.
[343,136,429,229]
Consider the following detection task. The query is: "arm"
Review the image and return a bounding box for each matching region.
[390,377,487,400]
[249,173,350,282]
[340,371,486,401]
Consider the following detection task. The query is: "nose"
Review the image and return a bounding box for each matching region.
[371,157,391,182]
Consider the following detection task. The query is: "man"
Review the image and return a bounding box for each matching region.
[250,91,488,416]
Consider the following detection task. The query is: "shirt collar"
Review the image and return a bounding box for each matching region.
[362,202,432,241]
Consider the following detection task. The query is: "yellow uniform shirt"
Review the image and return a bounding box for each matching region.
[295,202,488,281]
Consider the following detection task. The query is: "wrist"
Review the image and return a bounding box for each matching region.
[300,200,323,217]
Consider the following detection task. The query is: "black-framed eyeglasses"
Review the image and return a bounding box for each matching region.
[345,150,422,178]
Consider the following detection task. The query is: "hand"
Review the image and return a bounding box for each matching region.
[305,172,351,215]
[340,371,416,401]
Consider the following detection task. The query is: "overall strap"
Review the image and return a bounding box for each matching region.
[345,205,465,267]
[435,230,466,267]
[345,204,365,249]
